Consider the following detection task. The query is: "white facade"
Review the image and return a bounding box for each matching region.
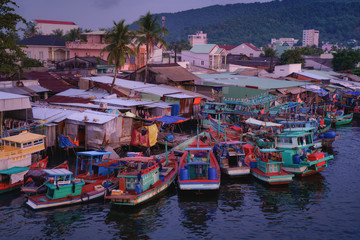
[229,43,263,57]
[34,20,78,35]
[21,45,68,63]
[302,29,319,47]
[274,64,302,77]
[188,31,208,47]
[271,38,299,47]
[181,44,228,70]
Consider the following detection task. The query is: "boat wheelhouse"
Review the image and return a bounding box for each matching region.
[276,131,333,176]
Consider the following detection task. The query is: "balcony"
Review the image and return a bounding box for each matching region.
[66,41,108,50]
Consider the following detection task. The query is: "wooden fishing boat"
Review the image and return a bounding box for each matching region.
[244,146,294,185]
[276,131,334,177]
[213,141,250,177]
[105,152,178,206]
[325,110,353,126]
[26,168,118,209]
[178,139,221,191]
[0,132,47,194]
[21,161,69,195]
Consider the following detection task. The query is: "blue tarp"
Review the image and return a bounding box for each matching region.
[59,134,78,148]
[312,89,328,97]
[345,91,360,97]
[150,115,189,125]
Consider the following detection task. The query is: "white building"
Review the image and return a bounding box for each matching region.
[34,19,78,35]
[274,64,302,77]
[228,43,263,57]
[302,29,319,47]
[271,38,299,47]
[181,44,228,70]
[188,31,208,47]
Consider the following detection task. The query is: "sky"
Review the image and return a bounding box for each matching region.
[15,0,271,31]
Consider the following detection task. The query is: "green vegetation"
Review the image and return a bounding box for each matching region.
[351,68,360,76]
[141,0,360,47]
[135,12,168,83]
[102,20,136,94]
[280,49,305,65]
[332,49,360,71]
[21,57,43,68]
[0,0,27,77]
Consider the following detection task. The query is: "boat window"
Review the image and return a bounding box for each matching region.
[23,141,33,148]
[297,137,304,145]
[16,143,21,148]
[305,135,312,144]
[279,137,292,144]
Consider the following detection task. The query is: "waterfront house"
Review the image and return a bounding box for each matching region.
[226,43,263,57]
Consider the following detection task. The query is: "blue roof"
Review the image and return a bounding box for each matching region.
[17,35,65,46]
[190,44,217,53]
[42,168,73,176]
[0,167,29,175]
[150,115,189,125]
[77,150,112,157]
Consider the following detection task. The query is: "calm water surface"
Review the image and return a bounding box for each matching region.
[1,122,360,240]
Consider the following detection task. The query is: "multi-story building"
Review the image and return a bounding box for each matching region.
[302,29,319,47]
[188,31,208,47]
[34,19,78,35]
[66,31,147,71]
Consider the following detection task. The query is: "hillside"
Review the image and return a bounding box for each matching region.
[131,0,360,48]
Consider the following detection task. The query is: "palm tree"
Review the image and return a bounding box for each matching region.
[51,29,64,39]
[135,11,167,83]
[65,28,82,41]
[102,20,136,94]
[20,21,40,38]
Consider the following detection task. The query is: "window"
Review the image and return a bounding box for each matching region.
[27,51,31,58]
[201,60,204,65]
[86,52,89,56]
[193,60,195,65]
[39,51,43,60]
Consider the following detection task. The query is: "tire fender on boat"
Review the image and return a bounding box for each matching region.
[80,193,90,202]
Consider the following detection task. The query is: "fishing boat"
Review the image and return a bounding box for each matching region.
[325,110,353,126]
[213,141,250,177]
[244,145,294,185]
[105,152,178,206]
[0,132,47,194]
[276,131,334,176]
[75,150,121,183]
[21,161,69,196]
[26,168,118,209]
[178,139,221,191]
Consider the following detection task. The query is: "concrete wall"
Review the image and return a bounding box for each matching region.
[36,23,78,35]
[230,44,262,57]
[274,64,302,77]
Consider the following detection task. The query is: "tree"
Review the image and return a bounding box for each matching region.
[280,49,305,66]
[135,11,168,83]
[64,28,83,42]
[102,20,136,94]
[0,0,26,77]
[51,29,64,39]
[261,46,277,73]
[332,49,360,71]
[20,21,40,39]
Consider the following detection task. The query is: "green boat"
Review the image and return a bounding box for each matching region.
[325,110,353,126]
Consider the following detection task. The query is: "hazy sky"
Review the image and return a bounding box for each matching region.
[15,0,271,30]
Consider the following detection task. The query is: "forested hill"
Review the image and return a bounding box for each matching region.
[131,0,360,47]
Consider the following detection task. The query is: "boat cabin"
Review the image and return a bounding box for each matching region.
[0,132,45,169]
[182,147,214,180]
[215,141,245,168]
[42,168,85,200]
[75,150,119,182]
[256,149,284,174]
[276,131,314,149]
[116,157,160,194]
[0,166,29,188]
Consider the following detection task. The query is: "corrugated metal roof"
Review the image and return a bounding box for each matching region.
[0,87,32,95]
[25,85,49,93]
[197,73,306,90]
[190,44,217,54]
[134,86,181,96]
[51,102,130,110]
[143,102,173,109]
[32,107,79,123]
[92,98,153,107]
[214,48,225,54]
[66,110,117,124]
[296,72,329,80]
[165,93,194,99]
[0,91,30,99]
[330,79,360,90]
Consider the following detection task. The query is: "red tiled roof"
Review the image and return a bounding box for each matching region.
[34,19,76,25]
[243,43,260,51]
[22,72,73,93]
[219,45,237,51]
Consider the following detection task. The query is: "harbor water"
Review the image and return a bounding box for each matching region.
[0,123,360,240]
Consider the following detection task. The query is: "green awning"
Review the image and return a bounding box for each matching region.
[0,166,29,175]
